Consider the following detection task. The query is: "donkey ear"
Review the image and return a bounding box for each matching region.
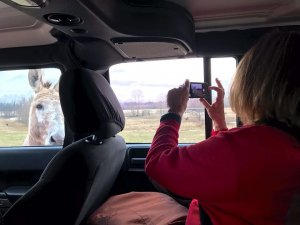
[28,69,45,93]
[53,82,59,92]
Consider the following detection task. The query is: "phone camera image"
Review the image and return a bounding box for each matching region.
[189,82,208,98]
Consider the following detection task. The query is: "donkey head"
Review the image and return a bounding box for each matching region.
[23,69,65,146]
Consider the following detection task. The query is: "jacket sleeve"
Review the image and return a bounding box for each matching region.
[145,116,237,201]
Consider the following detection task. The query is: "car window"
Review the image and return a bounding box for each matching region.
[110,57,237,143]
[110,58,204,143]
[211,57,237,128]
[0,68,64,147]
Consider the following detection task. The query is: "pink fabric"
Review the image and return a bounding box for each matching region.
[185,199,200,224]
[87,192,188,225]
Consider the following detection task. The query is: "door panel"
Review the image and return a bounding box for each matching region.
[0,146,60,215]
[0,145,160,216]
[109,145,157,195]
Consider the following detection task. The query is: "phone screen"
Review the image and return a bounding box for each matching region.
[189,82,208,98]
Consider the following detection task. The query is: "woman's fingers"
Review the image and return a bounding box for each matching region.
[208,78,225,100]
[184,79,190,90]
[208,86,223,93]
[180,79,189,90]
[215,78,225,98]
[208,86,225,98]
[199,98,212,109]
[167,80,190,116]
[178,80,190,96]
[182,80,190,98]
[215,78,224,89]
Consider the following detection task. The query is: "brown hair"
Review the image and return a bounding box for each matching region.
[230,31,300,131]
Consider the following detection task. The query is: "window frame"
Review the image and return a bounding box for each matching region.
[0,66,64,148]
[108,56,238,143]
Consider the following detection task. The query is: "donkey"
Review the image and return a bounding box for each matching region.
[23,69,65,146]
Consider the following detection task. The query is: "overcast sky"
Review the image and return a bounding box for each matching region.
[0,58,236,104]
[0,68,61,103]
[110,57,236,102]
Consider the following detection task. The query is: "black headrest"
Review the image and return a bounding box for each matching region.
[59,68,125,139]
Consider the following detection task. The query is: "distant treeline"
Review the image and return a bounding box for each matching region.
[120,99,205,118]
[120,98,203,110]
[0,97,205,123]
[121,101,166,110]
[0,97,32,125]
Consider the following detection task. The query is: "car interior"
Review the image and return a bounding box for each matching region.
[0,0,300,224]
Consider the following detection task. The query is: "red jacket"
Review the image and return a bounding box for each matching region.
[145,115,300,225]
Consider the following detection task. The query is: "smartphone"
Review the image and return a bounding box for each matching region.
[189,82,209,98]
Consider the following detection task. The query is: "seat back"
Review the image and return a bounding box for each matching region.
[74,136,126,225]
[3,68,126,225]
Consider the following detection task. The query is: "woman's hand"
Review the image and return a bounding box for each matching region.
[167,80,190,117]
[200,78,228,131]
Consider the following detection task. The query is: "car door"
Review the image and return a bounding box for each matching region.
[0,67,63,215]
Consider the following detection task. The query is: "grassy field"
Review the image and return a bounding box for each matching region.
[0,118,27,146]
[121,107,236,143]
[120,116,206,143]
[0,107,236,146]
[0,116,206,146]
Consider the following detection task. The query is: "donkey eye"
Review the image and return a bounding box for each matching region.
[36,104,43,110]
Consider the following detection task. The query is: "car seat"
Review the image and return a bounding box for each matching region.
[2,68,126,225]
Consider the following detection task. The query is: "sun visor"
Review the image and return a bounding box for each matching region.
[112,38,189,59]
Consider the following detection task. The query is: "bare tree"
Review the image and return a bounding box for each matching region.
[17,97,32,125]
[131,89,144,116]
[157,93,167,116]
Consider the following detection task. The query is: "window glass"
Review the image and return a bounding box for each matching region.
[0,68,64,147]
[110,58,205,143]
[211,57,237,128]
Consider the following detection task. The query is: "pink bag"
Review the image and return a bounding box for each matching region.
[87,192,188,225]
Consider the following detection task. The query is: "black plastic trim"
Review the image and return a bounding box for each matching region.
[0,147,61,171]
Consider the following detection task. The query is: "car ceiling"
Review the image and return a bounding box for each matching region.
[0,1,56,48]
[180,0,300,31]
[0,0,300,70]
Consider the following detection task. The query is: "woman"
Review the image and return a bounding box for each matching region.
[145,31,300,225]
